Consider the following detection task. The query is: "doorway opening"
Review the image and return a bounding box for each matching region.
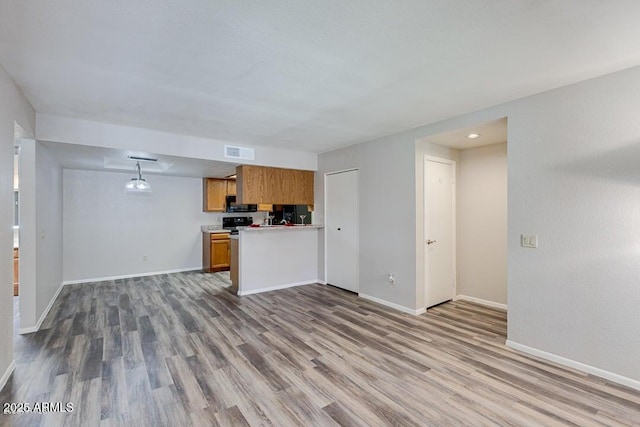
[13,145,19,297]
[418,117,508,313]
[12,123,24,336]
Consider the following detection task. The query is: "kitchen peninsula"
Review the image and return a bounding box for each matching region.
[231,224,323,295]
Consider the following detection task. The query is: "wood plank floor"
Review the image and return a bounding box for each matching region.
[1,271,639,426]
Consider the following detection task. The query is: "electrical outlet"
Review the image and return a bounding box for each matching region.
[143,255,148,261]
[521,234,538,248]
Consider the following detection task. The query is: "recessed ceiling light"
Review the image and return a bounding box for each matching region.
[467,133,481,139]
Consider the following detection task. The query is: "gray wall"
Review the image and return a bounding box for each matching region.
[457,142,507,305]
[0,65,35,382]
[35,142,63,321]
[19,140,64,331]
[63,169,267,282]
[320,65,640,383]
[504,67,640,383]
[317,138,418,311]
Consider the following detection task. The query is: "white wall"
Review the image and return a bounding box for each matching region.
[18,140,64,331]
[36,142,64,318]
[239,228,319,294]
[0,65,35,384]
[457,142,507,305]
[317,137,418,312]
[63,169,266,282]
[320,65,640,386]
[37,114,318,171]
[504,68,640,386]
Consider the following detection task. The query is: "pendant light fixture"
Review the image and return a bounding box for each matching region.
[124,161,152,193]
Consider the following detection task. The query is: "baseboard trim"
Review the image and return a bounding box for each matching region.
[359,293,425,315]
[0,360,15,392]
[237,280,318,296]
[455,295,507,310]
[506,340,640,391]
[62,267,202,285]
[19,281,65,335]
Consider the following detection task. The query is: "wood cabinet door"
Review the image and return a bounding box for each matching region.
[237,165,267,204]
[203,179,228,212]
[226,179,236,196]
[292,169,314,205]
[236,165,314,205]
[211,236,231,270]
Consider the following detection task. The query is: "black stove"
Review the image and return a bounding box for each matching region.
[222,216,254,234]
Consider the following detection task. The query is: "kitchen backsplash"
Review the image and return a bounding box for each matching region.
[204,211,268,226]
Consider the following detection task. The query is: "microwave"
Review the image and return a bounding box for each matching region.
[225,195,257,213]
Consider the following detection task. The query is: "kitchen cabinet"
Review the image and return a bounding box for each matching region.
[230,238,238,294]
[202,232,231,272]
[236,165,314,206]
[203,178,236,212]
[13,248,18,296]
[226,179,236,196]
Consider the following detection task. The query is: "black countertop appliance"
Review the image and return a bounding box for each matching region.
[222,216,254,234]
[225,195,257,213]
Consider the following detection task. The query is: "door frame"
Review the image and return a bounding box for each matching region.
[424,155,456,309]
[324,168,359,290]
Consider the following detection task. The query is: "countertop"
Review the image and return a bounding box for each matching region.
[237,224,324,231]
[201,225,231,234]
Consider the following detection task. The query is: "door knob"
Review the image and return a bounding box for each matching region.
[426,239,437,245]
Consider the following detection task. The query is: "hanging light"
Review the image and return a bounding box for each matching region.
[124,161,152,193]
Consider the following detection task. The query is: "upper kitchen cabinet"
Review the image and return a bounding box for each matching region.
[226,179,236,196]
[236,165,314,205]
[203,178,236,212]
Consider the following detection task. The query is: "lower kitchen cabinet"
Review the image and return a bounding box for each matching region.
[202,232,231,272]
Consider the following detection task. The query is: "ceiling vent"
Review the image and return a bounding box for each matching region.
[128,155,157,162]
[225,145,254,161]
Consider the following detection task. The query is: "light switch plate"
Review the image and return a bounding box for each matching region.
[521,234,538,248]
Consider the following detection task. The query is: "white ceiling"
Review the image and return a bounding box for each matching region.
[424,117,507,150]
[2,1,640,154]
[39,141,238,179]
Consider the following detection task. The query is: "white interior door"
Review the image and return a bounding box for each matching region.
[425,157,455,308]
[325,169,358,292]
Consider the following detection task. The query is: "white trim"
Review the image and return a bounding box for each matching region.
[19,281,64,335]
[454,295,507,310]
[423,155,457,308]
[506,340,640,392]
[237,280,318,296]
[0,360,16,392]
[359,293,426,316]
[61,267,202,285]
[325,167,359,176]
